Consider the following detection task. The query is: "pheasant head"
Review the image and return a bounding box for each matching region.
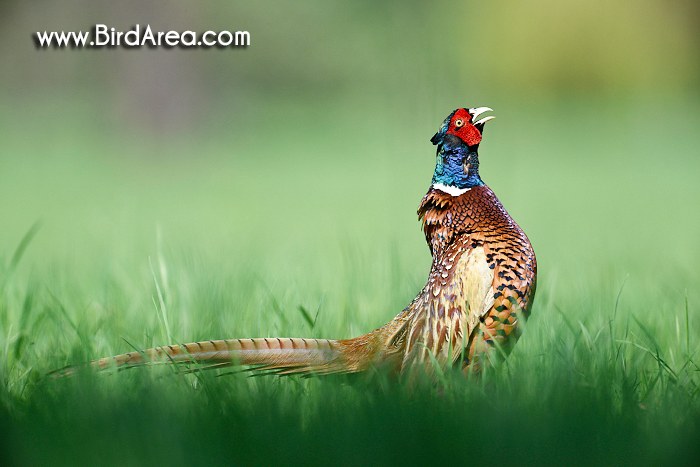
[430,107,494,193]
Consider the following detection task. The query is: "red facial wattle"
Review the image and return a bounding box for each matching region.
[446,108,482,147]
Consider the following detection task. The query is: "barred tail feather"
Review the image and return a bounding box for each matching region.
[52,336,370,378]
[50,316,410,378]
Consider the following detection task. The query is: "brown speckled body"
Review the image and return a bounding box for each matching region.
[407,184,537,369]
[337,184,537,373]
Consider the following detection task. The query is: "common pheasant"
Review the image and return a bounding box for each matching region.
[56,107,537,377]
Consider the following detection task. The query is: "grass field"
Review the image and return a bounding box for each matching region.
[1,95,699,465]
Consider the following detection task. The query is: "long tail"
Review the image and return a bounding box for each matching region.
[51,313,412,378]
[51,331,397,378]
[51,338,346,377]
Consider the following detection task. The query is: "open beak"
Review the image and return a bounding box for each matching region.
[469,106,495,129]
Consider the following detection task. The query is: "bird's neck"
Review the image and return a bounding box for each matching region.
[431,156,484,193]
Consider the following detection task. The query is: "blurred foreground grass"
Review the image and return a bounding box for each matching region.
[1,95,699,465]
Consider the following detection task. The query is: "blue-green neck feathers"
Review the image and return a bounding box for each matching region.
[431,137,484,189]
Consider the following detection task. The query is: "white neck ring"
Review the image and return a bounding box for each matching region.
[432,183,471,196]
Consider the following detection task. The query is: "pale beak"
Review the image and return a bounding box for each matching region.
[468,106,495,127]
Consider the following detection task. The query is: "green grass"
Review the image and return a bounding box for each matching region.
[1,96,699,465]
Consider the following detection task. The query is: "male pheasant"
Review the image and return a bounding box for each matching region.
[56,107,536,377]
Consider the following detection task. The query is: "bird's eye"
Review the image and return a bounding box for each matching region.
[454,119,464,128]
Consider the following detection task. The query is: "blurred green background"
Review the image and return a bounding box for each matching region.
[1,1,700,465]
[2,0,699,276]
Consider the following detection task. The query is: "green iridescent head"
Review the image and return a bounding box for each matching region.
[430,107,494,190]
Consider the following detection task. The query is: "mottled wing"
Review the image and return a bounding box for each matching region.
[404,237,495,367]
[467,229,537,363]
